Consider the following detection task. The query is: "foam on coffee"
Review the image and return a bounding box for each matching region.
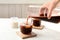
[25,25,32,28]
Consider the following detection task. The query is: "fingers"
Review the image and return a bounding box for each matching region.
[40,7,52,19]
[47,9,52,19]
[39,7,48,16]
[47,4,54,19]
[39,7,45,15]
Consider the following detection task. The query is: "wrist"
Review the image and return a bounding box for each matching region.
[52,0,60,4]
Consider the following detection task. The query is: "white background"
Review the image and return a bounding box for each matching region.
[0,0,51,4]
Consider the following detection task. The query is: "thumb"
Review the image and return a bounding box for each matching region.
[47,9,52,19]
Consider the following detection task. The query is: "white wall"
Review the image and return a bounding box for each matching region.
[0,0,52,4]
[0,0,52,18]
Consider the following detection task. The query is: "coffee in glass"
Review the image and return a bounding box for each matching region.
[33,18,41,27]
[20,24,32,34]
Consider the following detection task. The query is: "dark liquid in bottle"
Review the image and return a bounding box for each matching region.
[20,25,32,34]
[33,18,40,27]
[40,13,47,16]
[40,14,60,23]
[30,14,60,23]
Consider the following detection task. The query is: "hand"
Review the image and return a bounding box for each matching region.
[40,0,59,19]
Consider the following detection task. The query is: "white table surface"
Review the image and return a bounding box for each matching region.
[0,18,60,40]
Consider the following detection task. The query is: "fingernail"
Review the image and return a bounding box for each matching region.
[48,17,51,19]
[48,18,50,19]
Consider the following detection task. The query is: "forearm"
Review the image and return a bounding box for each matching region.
[50,0,60,10]
[52,0,60,4]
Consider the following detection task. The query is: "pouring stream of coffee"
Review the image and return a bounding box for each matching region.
[26,16,30,25]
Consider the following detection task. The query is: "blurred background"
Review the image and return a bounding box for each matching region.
[0,0,60,18]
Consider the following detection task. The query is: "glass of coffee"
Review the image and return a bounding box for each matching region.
[32,18,41,27]
[20,24,32,34]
